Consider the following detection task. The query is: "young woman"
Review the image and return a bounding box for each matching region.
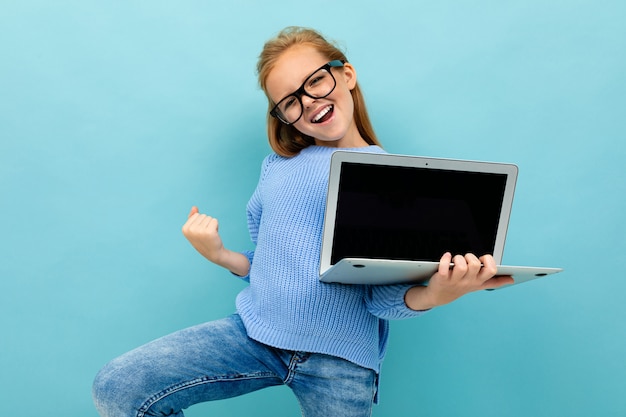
[92,27,513,417]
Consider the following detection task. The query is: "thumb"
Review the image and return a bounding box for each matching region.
[188,206,199,218]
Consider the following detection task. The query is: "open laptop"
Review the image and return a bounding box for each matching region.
[319,151,562,289]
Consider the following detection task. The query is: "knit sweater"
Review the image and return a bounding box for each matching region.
[235,145,427,372]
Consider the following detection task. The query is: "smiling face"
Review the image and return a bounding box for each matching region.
[264,45,368,148]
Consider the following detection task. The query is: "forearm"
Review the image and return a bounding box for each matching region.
[212,249,250,277]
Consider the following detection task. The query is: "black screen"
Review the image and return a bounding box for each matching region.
[330,162,507,264]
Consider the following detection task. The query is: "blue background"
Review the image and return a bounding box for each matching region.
[1,1,624,416]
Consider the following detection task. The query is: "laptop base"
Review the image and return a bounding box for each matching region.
[319,258,563,289]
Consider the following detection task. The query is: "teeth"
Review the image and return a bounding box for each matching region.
[312,105,332,123]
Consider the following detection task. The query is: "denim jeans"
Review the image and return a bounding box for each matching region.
[92,314,377,417]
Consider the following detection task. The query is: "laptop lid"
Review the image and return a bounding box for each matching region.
[319,151,519,277]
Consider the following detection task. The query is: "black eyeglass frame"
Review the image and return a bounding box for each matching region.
[269,60,346,125]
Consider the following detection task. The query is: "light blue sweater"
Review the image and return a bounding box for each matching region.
[236,145,427,372]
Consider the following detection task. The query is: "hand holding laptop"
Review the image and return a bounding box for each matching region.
[404,252,514,310]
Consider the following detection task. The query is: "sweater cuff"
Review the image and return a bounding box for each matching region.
[395,284,431,318]
[369,284,430,320]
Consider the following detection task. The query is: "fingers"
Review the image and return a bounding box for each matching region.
[437,252,453,275]
[447,254,472,280]
[182,208,219,236]
[187,214,218,230]
[443,253,498,282]
[477,254,498,279]
[427,252,508,307]
[465,253,483,278]
[184,206,217,230]
[188,206,199,218]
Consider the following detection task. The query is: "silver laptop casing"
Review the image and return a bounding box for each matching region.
[319,151,562,288]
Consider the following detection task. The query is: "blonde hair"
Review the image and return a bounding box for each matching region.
[257,27,381,157]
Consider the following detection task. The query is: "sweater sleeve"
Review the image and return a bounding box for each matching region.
[365,284,430,320]
[236,154,279,282]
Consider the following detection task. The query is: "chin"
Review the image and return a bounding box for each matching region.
[313,136,344,145]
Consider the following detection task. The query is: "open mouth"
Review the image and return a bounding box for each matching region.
[311,105,334,123]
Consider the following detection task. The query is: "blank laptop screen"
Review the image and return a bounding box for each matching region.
[330,162,508,264]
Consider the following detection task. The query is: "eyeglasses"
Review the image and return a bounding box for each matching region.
[270,60,345,125]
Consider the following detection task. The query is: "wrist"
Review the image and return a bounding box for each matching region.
[404,285,438,311]
[215,249,250,277]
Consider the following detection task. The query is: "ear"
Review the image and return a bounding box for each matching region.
[342,62,358,90]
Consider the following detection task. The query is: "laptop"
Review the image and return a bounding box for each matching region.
[319,151,562,289]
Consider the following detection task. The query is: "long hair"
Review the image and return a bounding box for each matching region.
[257,27,381,157]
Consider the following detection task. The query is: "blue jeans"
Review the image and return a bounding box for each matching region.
[92,314,377,417]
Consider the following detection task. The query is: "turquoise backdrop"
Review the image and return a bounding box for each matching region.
[1,1,624,416]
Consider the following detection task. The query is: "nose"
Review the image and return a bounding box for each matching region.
[300,94,317,108]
